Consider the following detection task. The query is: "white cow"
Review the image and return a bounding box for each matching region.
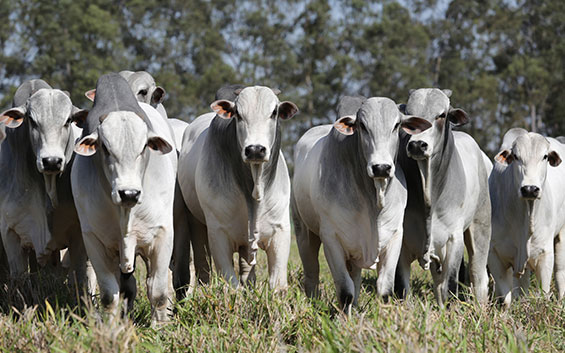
[489,128,565,307]
[177,86,298,289]
[71,73,176,324]
[292,96,431,309]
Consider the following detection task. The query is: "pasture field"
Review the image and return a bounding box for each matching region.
[1,239,564,352]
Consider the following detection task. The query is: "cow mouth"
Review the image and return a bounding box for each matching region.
[407,151,429,160]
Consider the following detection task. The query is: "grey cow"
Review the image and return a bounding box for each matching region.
[71,73,176,324]
[489,128,565,307]
[177,86,298,289]
[292,96,431,309]
[395,88,492,306]
[0,79,90,287]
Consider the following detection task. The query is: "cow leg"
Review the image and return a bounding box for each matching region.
[431,236,464,307]
[146,229,174,324]
[86,259,97,298]
[513,268,530,301]
[238,245,256,286]
[554,228,565,299]
[348,262,362,305]
[394,249,412,299]
[120,267,137,315]
[488,249,512,308]
[322,231,354,312]
[0,236,8,282]
[266,228,290,290]
[82,232,120,318]
[2,229,27,276]
[533,246,554,298]
[377,229,403,298]
[207,227,238,287]
[464,222,490,305]
[189,212,210,284]
[68,229,88,292]
[173,185,191,300]
[294,215,321,298]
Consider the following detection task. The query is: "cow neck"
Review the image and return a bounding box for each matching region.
[324,129,381,213]
[207,115,282,265]
[419,121,458,271]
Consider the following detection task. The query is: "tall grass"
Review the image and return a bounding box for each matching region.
[0,241,564,352]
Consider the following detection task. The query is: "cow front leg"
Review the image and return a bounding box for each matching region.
[321,231,354,312]
[394,248,412,299]
[464,221,490,305]
[348,262,362,306]
[238,245,256,286]
[295,224,321,298]
[266,227,290,290]
[488,249,513,308]
[533,246,554,298]
[2,229,27,277]
[431,236,464,307]
[207,227,238,287]
[146,228,174,325]
[554,228,565,299]
[377,229,403,299]
[173,184,191,300]
[67,229,88,292]
[513,268,530,301]
[189,212,210,284]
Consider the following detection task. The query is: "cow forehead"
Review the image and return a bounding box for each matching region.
[129,72,155,87]
[99,112,148,150]
[27,89,72,122]
[235,86,278,120]
[406,88,449,120]
[513,133,550,159]
[358,97,399,127]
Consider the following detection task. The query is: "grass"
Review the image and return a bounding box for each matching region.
[1,240,565,352]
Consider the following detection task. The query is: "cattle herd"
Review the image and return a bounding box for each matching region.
[0,72,564,325]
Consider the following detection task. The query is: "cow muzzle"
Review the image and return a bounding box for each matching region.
[40,156,64,174]
[369,163,393,179]
[520,185,540,200]
[243,144,268,163]
[117,189,142,208]
[407,141,429,160]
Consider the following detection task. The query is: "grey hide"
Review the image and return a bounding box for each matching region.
[395,88,492,306]
[489,129,565,307]
[71,73,176,324]
[177,85,298,290]
[0,79,90,289]
[292,96,417,310]
[336,95,366,118]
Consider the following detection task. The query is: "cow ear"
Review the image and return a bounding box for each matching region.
[151,86,166,105]
[548,151,562,167]
[0,106,26,128]
[442,89,453,98]
[494,149,514,165]
[71,107,89,128]
[85,89,96,102]
[447,107,469,127]
[401,117,432,135]
[210,100,236,119]
[278,101,299,120]
[75,132,98,156]
[147,133,173,154]
[333,115,356,135]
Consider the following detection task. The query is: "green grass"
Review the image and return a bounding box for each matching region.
[1,240,565,352]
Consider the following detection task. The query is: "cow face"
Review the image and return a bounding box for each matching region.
[495,133,561,200]
[401,88,469,160]
[334,97,431,180]
[74,112,172,208]
[0,89,87,174]
[122,71,165,107]
[211,86,298,164]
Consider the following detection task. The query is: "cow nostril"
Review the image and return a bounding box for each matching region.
[420,141,428,149]
[42,157,63,171]
[372,164,392,178]
[119,189,141,204]
[520,185,540,199]
[244,144,267,160]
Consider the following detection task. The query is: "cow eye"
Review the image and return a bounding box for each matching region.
[543,154,548,160]
[438,112,446,119]
[64,117,71,127]
[393,122,400,131]
[28,117,38,128]
[138,89,148,96]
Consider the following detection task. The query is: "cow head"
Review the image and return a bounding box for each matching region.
[495,132,561,200]
[400,88,469,160]
[74,111,172,208]
[121,71,165,107]
[334,97,430,179]
[210,86,298,165]
[0,89,87,174]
